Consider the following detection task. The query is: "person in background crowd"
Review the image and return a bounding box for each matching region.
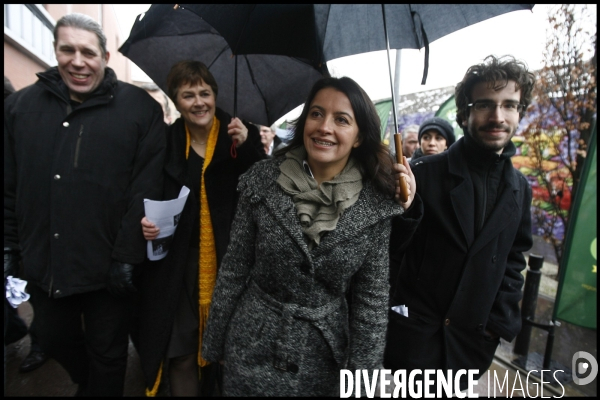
[141,82,174,125]
[401,124,420,159]
[410,116,456,161]
[4,13,166,396]
[137,60,265,397]
[201,76,423,396]
[385,55,534,392]
[259,123,285,157]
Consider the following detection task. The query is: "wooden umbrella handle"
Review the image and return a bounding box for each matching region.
[394,133,409,203]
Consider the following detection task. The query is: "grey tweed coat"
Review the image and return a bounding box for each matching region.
[202,156,422,396]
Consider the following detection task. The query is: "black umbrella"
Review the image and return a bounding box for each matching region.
[180,3,534,200]
[180,4,534,130]
[118,4,327,127]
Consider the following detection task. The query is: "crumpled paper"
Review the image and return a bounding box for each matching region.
[5,276,30,308]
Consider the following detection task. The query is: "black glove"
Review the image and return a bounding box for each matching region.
[107,261,137,297]
[4,248,20,280]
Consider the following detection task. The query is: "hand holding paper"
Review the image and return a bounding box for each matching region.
[5,276,30,308]
[143,186,190,261]
[391,304,408,317]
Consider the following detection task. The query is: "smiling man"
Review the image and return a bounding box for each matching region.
[385,55,534,392]
[4,13,166,396]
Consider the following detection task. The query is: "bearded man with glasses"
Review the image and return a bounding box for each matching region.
[385,55,534,393]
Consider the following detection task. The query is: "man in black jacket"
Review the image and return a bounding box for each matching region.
[385,55,534,393]
[4,13,166,396]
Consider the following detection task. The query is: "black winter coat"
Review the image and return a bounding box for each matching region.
[4,67,166,297]
[385,137,532,379]
[135,109,266,390]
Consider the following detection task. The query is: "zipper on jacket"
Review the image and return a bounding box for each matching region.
[74,124,83,168]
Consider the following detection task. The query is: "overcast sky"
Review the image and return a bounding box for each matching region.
[112,4,596,123]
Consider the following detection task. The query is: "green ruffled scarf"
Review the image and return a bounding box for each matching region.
[276,146,363,248]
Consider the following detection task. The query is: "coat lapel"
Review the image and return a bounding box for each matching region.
[448,143,475,247]
[164,119,187,187]
[469,160,520,256]
[262,179,313,262]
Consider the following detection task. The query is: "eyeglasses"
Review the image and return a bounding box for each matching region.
[467,101,524,114]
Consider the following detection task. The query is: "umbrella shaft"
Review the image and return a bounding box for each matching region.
[382,4,399,135]
[234,54,238,118]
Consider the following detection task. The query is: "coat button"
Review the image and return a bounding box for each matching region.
[54,233,59,239]
[63,121,69,127]
[492,255,497,263]
[55,289,61,295]
[444,318,450,326]
[288,363,299,374]
[477,324,483,331]
[54,174,61,180]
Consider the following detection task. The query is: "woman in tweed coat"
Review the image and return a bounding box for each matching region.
[202,77,423,396]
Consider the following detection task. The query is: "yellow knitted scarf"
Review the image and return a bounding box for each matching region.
[187,117,220,368]
[145,117,219,397]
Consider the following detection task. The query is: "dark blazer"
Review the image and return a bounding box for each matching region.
[135,108,265,389]
[385,137,532,380]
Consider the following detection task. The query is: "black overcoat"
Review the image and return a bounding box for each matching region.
[385,137,532,379]
[4,67,166,297]
[135,108,265,389]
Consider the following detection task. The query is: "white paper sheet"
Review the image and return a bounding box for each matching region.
[144,186,190,261]
[5,276,30,308]
[391,304,408,317]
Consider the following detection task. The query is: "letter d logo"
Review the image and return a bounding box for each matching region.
[572,351,598,385]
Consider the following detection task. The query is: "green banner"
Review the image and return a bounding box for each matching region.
[374,98,393,141]
[554,123,597,329]
[435,94,464,140]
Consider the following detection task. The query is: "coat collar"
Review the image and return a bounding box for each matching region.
[446,137,521,251]
[36,67,117,108]
[164,108,235,185]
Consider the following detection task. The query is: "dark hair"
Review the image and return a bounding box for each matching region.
[282,76,395,197]
[166,60,219,104]
[54,13,107,57]
[455,55,535,127]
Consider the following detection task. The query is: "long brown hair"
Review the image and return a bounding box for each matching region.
[281,77,395,197]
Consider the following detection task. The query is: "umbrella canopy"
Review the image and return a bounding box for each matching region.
[180,4,534,132]
[118,4,326,126]
[180,4,535,72]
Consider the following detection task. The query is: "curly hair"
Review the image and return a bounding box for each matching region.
[455,55,535,127]
[279,76,395,197]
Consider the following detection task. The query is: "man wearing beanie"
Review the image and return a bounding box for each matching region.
[385,55,533,392]
[410,117,456,161]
